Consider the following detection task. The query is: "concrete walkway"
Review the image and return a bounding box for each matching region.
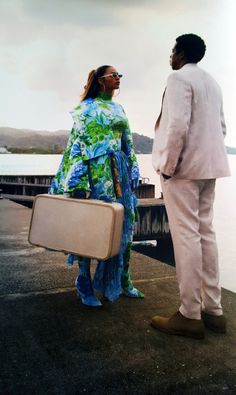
[0,199,236,395]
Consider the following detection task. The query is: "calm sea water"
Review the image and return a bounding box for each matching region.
[1,153,236,292]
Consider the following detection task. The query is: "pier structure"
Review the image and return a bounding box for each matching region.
[0,175,54,202]
[0,175,170,241]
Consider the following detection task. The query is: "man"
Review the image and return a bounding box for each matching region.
[152,34,230,339]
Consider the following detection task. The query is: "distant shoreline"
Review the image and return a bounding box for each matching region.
[1,147,235,155]
[0,126,235,155]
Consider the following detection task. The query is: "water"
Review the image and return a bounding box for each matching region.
[1,153,236,292]
[0,154,62,176]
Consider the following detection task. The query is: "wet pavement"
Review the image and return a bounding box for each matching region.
[0,199,236,395]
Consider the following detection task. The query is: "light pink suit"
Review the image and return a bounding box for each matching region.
[152,63,230,319]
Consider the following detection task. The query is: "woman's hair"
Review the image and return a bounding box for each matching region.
[175,34,206,63]
[80,65,111,101]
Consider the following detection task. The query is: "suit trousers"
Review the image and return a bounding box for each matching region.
[161,176,223,320]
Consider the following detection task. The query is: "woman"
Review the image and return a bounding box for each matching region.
[49,65,144,307]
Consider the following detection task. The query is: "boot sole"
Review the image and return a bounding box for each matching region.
[150,322,205,339]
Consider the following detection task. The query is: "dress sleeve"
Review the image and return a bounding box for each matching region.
[121,113,140,187]
[71,101,118,161]
[49,123,91,195]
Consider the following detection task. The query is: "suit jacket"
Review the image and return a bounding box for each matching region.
[152,63,230,179]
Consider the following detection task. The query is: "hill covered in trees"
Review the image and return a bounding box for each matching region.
[0,127,235,155]
[0,127,153,154]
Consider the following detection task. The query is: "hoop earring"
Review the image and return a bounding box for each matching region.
[114,88,120,97]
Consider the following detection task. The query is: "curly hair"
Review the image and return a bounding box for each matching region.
[175,34,206,63]
[80,65,111,101]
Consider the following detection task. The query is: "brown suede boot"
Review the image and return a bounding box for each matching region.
[201,311,226,333]
[151,311,205,339]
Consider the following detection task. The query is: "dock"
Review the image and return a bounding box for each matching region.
[0,175,170,241]
[0,198,236,394]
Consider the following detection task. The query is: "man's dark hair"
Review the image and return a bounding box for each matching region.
[175,34,206,63]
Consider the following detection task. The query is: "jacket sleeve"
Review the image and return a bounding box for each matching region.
[161,73,192,176]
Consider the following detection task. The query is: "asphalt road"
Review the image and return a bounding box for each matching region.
[0,199,236,395]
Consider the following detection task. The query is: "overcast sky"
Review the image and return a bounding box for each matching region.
[1,0,236,146]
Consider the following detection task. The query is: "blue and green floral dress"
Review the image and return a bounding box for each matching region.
[49,94,140,301]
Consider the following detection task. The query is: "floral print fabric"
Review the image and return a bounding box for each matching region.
[49,95,140,301]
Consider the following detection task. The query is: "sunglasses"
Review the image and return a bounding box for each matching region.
[100,72,123,79]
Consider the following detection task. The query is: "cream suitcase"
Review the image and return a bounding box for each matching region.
[28,194,124,260]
